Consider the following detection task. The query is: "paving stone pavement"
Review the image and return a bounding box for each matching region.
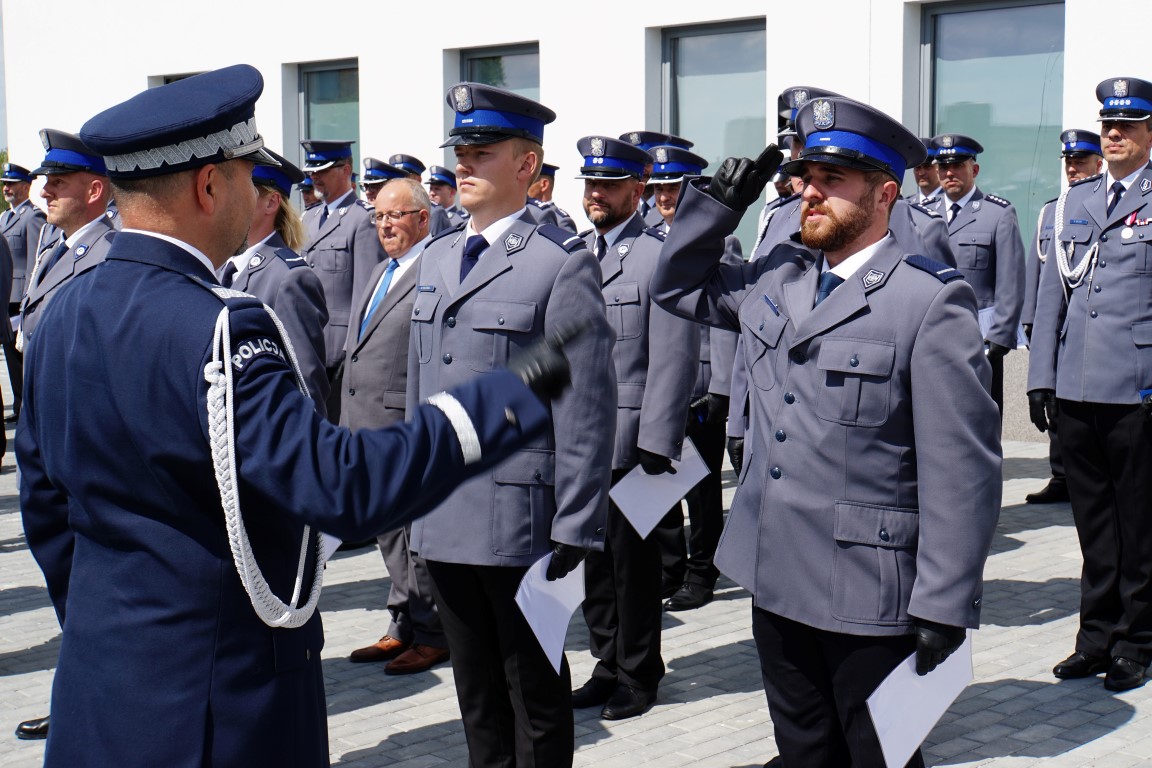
[3,399,1151,766]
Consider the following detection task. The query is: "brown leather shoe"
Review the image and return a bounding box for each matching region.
[384,644,450,675]
[349,635,409,663]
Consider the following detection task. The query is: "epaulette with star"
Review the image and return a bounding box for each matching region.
[910,202,941,218]
[355,199,374,212]
[641,226,667,242]
[528,198,548,210]
[536,224,586,253]
[1071,173,1102,187]
[983,194,1012,208]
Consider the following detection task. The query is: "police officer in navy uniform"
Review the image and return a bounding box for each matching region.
[931,132,1026,415]
[300,138,386,422]
[387,153,454,236]
[359,156,406,205]
[1029,77,1152,692]
[426,164,469,226]
[529,163,577,232]
[220,149,330,415]
[653,96,1001,767]
[1021,129,1102,507]
[644,144,742,612]
[1,162,47,422]
[407,82,615,767]
[18,64,571,768]
[568,136,696,720]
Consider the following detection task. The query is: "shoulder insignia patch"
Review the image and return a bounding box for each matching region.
[536,223,586,253]
[1071,173,1102,188]
[529,198,547,209]
[904,254,964,283]
[984,194,1011,208]
[641,226,667,242]
[275,247,305,267]
[355,199,374,211]
[910,202,941,218]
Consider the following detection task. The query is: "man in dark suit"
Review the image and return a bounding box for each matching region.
[1029,77,1152,692]
[653,96,1001,767]
[1,162,46,422]
[344,178,449,675]
[222,149,329,414]
[407,83,615,767]
[18,65,569,767]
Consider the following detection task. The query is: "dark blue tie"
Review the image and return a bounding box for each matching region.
[220,261,238,288]
[38,240,70,284]
[815,271,844,306]
[1107,181,1126,216]
[460,234,487,281]
[318,205,329,228]
[359,259,398,338]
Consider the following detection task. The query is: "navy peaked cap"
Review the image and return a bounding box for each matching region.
[442,83,556,147]
[252,149,304,197]
[575,136,651,180]
[1096,77,1152,121]
[362,157,406,184]
[34,129,107,176]
[618,131,694,151]
[80,64,278,179]
[1060,129,1102,157]
[300,140,354,172]
[931,133,983,163]
[427,165,457,187]
[779,86,843,135]
[782,96,925,181]
[388,154,425,175]
[647,145,708,184]
[1,163,36,183]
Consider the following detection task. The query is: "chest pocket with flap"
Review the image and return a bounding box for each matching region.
[815,337,895,426]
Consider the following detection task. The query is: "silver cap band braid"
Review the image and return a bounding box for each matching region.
[104,117,263,173]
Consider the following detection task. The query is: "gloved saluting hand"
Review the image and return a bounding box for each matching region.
[707,145,784,211]
[507,323,586,399]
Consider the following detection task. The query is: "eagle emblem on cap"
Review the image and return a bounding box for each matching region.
[504,233,523,250]
[453,85,473,112]
[862,269,884,288]
[791,89,810,108]
[628,132,641,145]
[1067,131,1078,143]
[38,129,51,150]
[1114,79,1130,97]
[941,135,954,148]
[591,137,606,157]
[811,99,834,130]
[655,147,669,163]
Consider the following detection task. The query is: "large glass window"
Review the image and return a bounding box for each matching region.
[461,45,540,101]
[664,21,766,251]
[925,2,1064,238]
[300,60,360,171]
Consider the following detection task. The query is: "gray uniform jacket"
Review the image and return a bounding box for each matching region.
[587,215,696,468]
[696,237,742,401]
[1021,199,1056,328]
[301,190,386,368]
[341,252,420,430]
[933,188,1026,349]
[542,201,577,233]
[3,199,47,303]
[231,233,329,416]
[407,215,616,566]
[21,217,118,347]
[653,181,1001,636]
[429,205,454,237]
[0,236,12,344]
[1028,165,1152,404]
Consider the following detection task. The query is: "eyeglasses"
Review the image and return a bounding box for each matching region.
[373,209,421,223]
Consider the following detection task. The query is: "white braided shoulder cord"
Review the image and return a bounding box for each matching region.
[1053,185,1098,294]
[203,297,325,629]
[1034,205,1047,265]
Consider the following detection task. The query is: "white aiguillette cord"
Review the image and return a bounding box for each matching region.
[203,291,324,628]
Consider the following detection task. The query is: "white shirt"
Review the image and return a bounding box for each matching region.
[220,232,274,282]
[64,215,109,248]
[471,207,528,254]
[825,234,892,282]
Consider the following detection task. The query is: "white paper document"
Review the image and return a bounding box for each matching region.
[318,532,343,565]
[867,631,974,768]
[514,553,586,674]
[608,437,709,539]
[977,306,1028,349]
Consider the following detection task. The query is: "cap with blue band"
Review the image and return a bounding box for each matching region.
[1060,129,1102,157]
[427,165,457,187]
[253,149,304,196]
[647,145,708,185]
[362,157,405,185]
[301,140,354,173]
[388,154,424,176]
[1096,77,1152,122]
[574,136,651,180]
[930,133,983,164]
[34,129,107,176]
[441,83,556,147]
[619,131,694,152]
[1,163,36,183]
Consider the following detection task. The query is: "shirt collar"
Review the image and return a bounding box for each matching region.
[470,207,527,248]
[825,234,892,282]
[64,214,109,248]
[122,229,216,277]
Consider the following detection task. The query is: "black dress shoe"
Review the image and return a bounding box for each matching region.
[1104,657,1147,692]
[601,685,656,720]
[1025,481,1069,504]
[4,414,18,425]
[665,582,714,611]
[15,715,49,740]
[763,757,783,768]
[571,677,615,709]
[1053,651,1109,679]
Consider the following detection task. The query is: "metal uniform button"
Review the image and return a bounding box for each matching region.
[534,470,542,481]
[879,528,890,542]
[1094,285,1101,293]
[1100,234,1108,242]
[775,429,786,442]
[446,316,456,327]
[498,317,505,326]
[1090,310,1098,318]
[414,308,421,316]
[791,351,807,364]
[1100,261,1107,268]
[770,466,782,480]
[348,388,355,396]
[784,392,795,404]
[350,354,358,362]
[850,355,859,368]
[443,353,453,364]
[504,406,518,427]
[759,321,764,331]
[306,649,311,661]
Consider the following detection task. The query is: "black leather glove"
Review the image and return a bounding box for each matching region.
[707,145,784,211]
[914,618,966,676]
[691,393,730,427]
[985,341,1011,360]
[726,437,744,476]
[1141,390,1152,420]
[507,323,585,400]
[1028,389,1055,433]
[637,448,676,475]
[545,542,589,581]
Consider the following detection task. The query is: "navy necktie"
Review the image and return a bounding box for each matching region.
[1107,181,1126,216]
[814,271,844,307]
[460,234,487,281]
[594,235,607,260]
[38,240,70,284]
[359,259,399,339]
[220,261,238,288]
[949,202,961,224]
[318,205,329,229]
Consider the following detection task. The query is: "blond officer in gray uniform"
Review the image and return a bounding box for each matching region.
[652,96,1001,767]
[1028,77,1152,693]
[569,136,696,721]
[388,153,455,237]
[406,83,615,767]
[931,132,1025,414]
[220,150,329,416]
[2,162,47,422]
[300,139,385,422]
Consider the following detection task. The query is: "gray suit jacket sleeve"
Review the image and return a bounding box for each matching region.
[0,235,12,343]
[1026,217,1067,393]
[1021,202,1052,328]
[987,205,1026,349]
[708,236,743,397]
[638,286,696,461]
[273,267,330,417]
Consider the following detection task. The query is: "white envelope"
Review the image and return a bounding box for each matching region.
[608,437,709,539]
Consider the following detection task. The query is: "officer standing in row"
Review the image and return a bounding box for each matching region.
[426,164,468,226]
[932,132,1025,415]
[221,149,330,415]
[19,65,572,767]
[1021,129,1102,507]
[1028,77,1152,693]
[619,130,694,226]
[908,138,943,204]
[570,136,696,721]
[1,162,46,423]
[529,163,577,232]
[653,96,1001,767]
[298,175,319,209]
[300,138,386,422]
[406,83,616,767]
[360,156,406,205]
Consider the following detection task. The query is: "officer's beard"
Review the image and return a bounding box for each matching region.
[233,237,249,257]
[800,197,872,254]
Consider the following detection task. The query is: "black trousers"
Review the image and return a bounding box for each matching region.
[752,608,923,768]
[1058,400,1152,665]
[1047,404,1066,483]
[426,561,573,768]
[4,302,22,420]
[989,351,1004,417]
[582,468,665,691]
